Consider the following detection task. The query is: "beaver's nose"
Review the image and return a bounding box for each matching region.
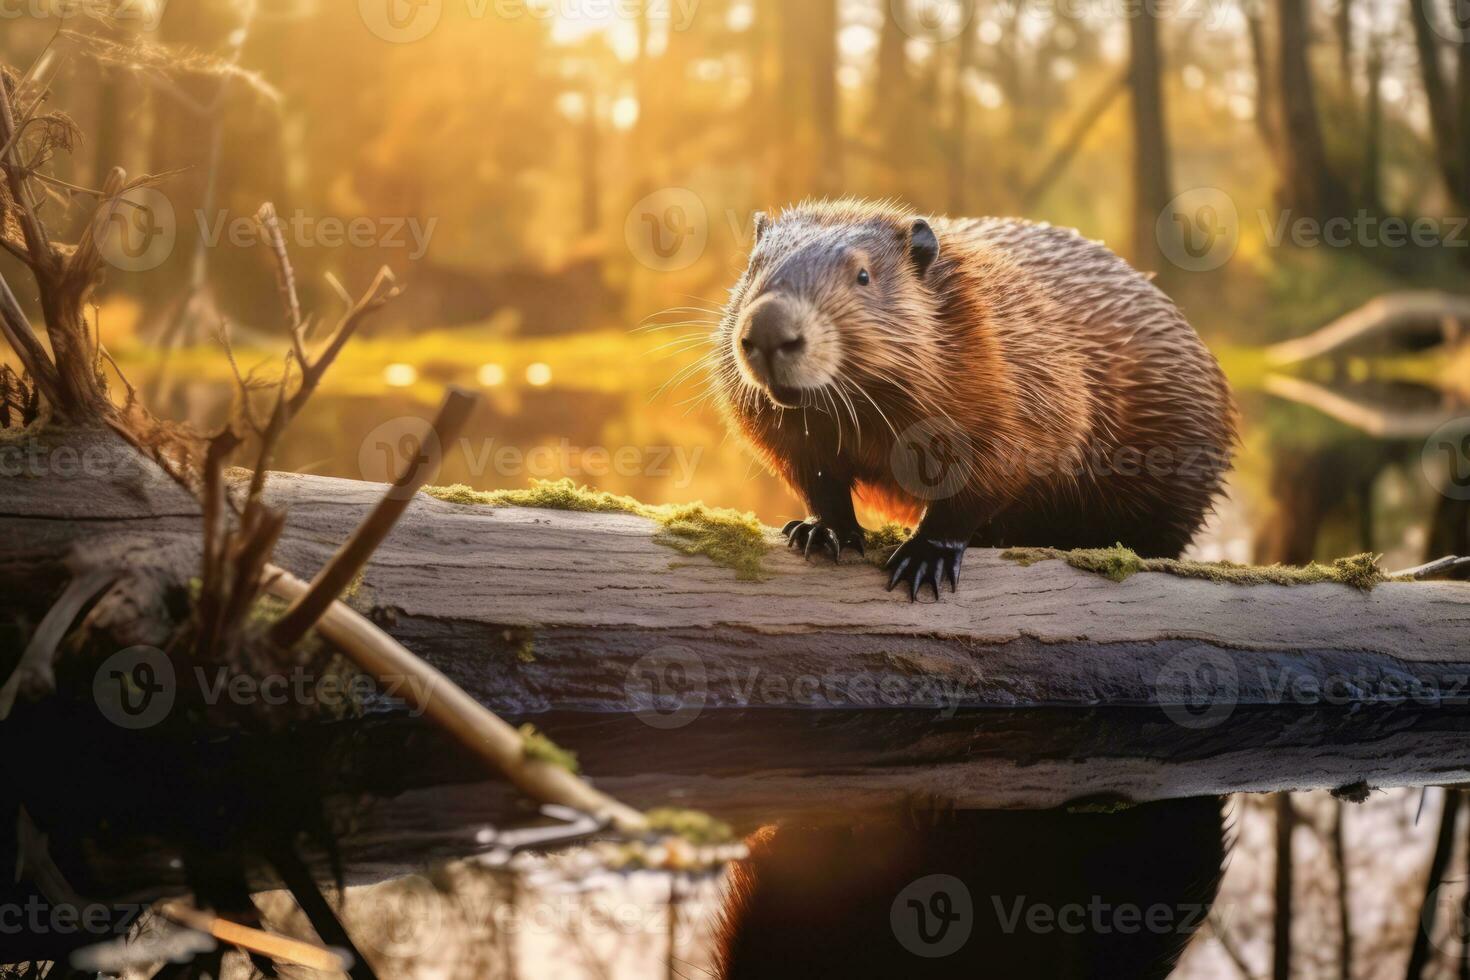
[740,301,806,377]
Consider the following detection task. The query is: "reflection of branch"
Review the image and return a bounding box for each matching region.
[1267,291,1470,366]
[1263,374,1459,439]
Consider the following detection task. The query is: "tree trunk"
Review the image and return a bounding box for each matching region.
[1333,801,1353,980]
[1128,4,1174,275]
[1407,789,1463,978]
[871,0,911,193]
[1409,0,1463,207]
[949,19,978,214]
[1276,0,1351,218]
[1273,794,1294,980]
[1247,5,1286,175]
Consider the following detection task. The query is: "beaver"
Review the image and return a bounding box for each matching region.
[709,200,1236,978]
[714,199,1237,599]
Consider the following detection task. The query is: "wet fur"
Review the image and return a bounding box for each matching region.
[710,201,1237,978]
[715,199,1238,556]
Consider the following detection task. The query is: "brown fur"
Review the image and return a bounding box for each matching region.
[714,199,1237,557]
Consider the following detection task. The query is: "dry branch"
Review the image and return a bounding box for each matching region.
[1266,290,1470,366]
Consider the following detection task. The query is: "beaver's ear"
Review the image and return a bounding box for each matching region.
[909,218,940,278]
[752,211,771,246]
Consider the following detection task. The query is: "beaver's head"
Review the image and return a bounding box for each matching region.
[717,203,943,413]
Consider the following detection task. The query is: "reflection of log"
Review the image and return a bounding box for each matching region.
[8,428,1470,822]
[1262,374,1460,438]
[1266,290,1470,366]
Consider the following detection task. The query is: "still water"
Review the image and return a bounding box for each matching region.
[111,321,1470,979]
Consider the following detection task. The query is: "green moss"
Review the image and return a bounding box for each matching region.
[864,523,911,566]
[427,479,770,581]
[1002,544,1389,590]
[518,723,580,773]
[644,807,736,845]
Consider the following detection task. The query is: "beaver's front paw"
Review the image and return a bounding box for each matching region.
[783,519,867,563]
[885,536,966,601]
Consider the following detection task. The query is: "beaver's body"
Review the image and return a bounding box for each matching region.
[710,200,1236,976]
[715,201,1236,596]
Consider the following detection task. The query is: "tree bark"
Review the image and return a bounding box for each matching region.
[1273,794,1294,980]
[1128,4,1174,274]
[1409,0,1463,207]
[1276,0,1351,218]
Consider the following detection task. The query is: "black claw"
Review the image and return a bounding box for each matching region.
[787,519,867,565]
[886,557,911,592]
[884,536,969,603]
[909,561,928,601]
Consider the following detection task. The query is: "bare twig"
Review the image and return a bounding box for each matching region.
[156,901,352,974]
[268,387,478,649]
[266,843,379,980]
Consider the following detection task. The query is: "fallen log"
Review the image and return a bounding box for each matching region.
[6,426,1470,834]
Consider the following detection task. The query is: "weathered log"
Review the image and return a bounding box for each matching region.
[6,427,1470,832]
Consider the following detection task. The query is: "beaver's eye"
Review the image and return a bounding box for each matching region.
[856,269,871,286]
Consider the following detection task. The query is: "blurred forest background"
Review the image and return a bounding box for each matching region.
[0,0,1467,569]
[3,2,1470,975]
